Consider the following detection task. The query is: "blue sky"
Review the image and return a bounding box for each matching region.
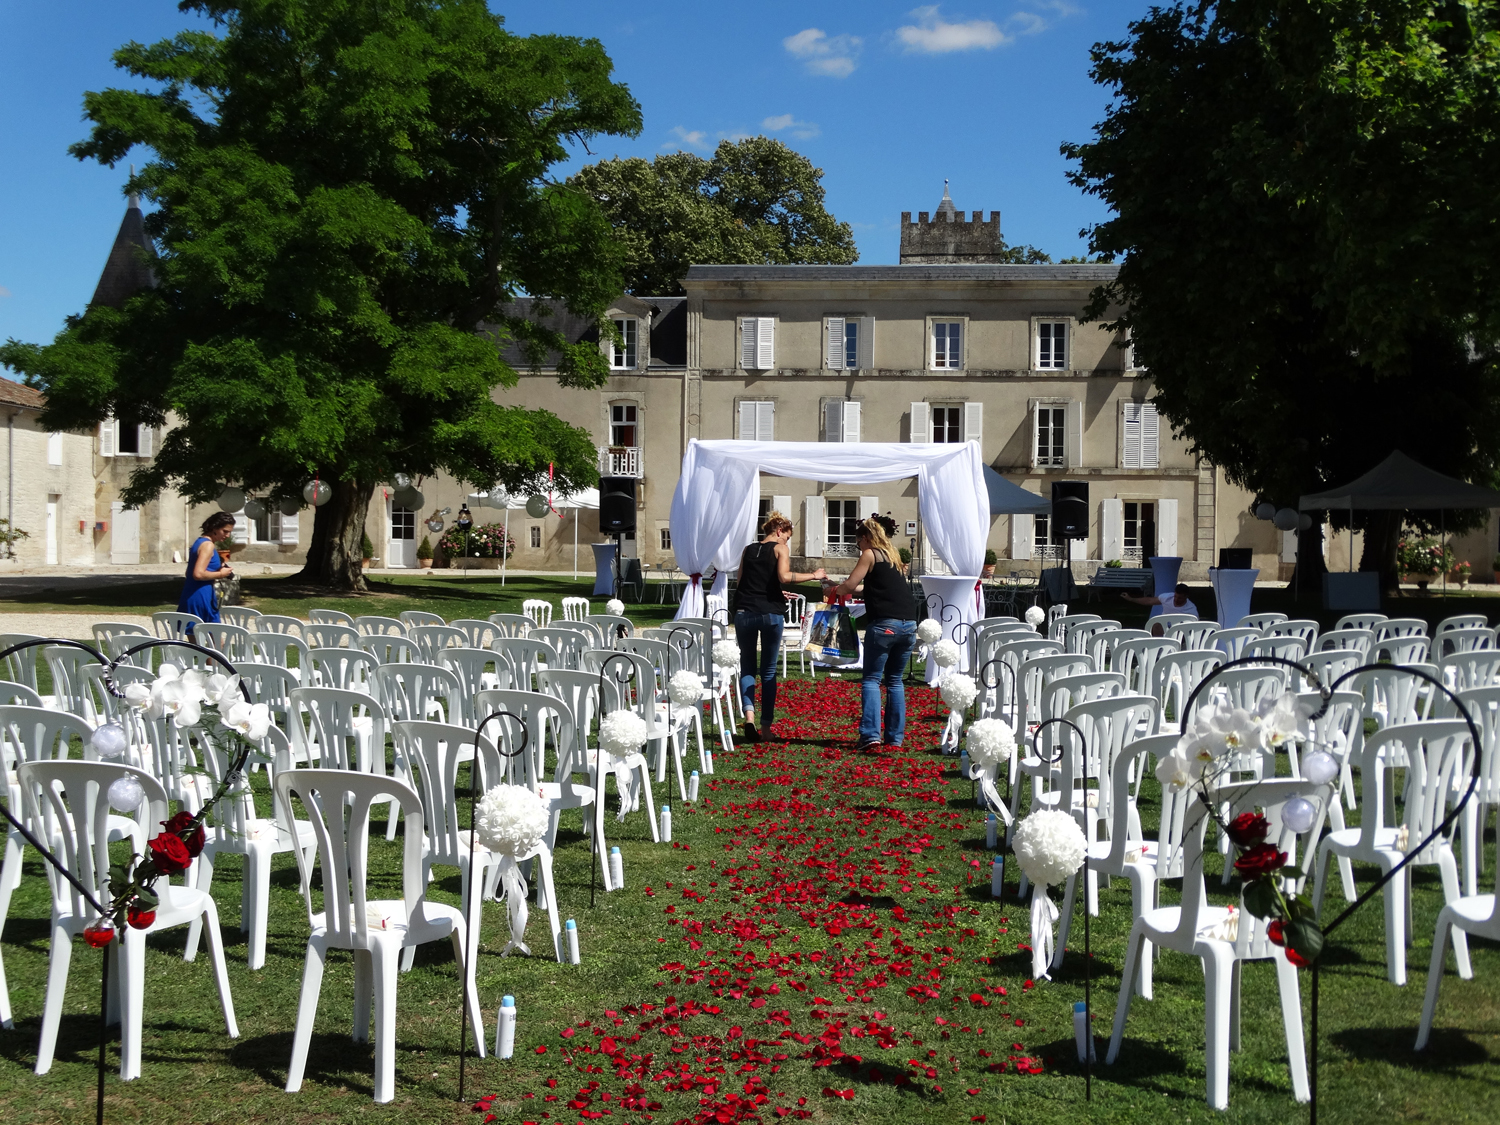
[0,1,1150,350]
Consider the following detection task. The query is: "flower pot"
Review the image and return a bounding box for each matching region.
[451,556,501,570]
[361,558,373,569]
[981,565,996,579]
[419,558,433,569]
[218,550,232,564]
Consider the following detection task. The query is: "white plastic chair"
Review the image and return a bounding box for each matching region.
[288,686,400,839]
[587,614,633,646]
[1265,618,1319,647]
[249,631,311,673]
[219,606,262,629]
[1440,649,1500,692]
[1088,628,1150,673]
[151,611,203,640]
[256,614,307,636]
[1238,612,1287,631]
[562,597,591,622]
[450,618,502,649]
[195,623,255,664]
[19,760,238,1079]
[1111,637,1180,696]
[1166,620,1219,650]
[522,599,554,627]
[92,622,150,652]
[1208,627,1260,659]
[308,608,356,627]
[1315,628,1374,658]
[410,624,467,662]
[371,664,464,726]
[488,613,534,638]
[1415,816,1500,1049]
[1432,628,1495,659]
[354,616,408,638]
[490,637,557,694]
[781,593,808,676]
[1335,612,1387,632]
[399,609,446,628]
[305,623,361,649]
[1152,611,1198,632]
[277,768,485,1104]
[360,635,421,665]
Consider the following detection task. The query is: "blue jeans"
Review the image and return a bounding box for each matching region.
[860,618,917,745]
[735,610,784,729]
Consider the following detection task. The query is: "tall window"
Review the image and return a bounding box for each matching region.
[1122,501,1155,562]
[47,432,62,466]
[610,318,637,369]
[610,403,637,446]
[1032,513,1064,560]
[1121,402,1160,468]
[530,525,542,548]
[116,424,140,455]
[391,506,415,542]
[1034,406,1066,467]
[1036,321,1068,369]
[931,321,963,369]
[738,400,774,441]
[931,405,962,443]
[659,527,672,550]
[249,507,269,543]
[826,498,861,557]
[844,320,859,368]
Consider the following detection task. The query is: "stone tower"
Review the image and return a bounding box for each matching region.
[898,182,1004,264]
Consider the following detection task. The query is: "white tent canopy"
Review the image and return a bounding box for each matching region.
[465,488,600,510]
[668,439,992,620]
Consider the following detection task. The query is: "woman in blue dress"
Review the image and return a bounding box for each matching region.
[178,512,236,633]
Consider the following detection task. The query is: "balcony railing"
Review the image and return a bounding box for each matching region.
[600,446,644,478]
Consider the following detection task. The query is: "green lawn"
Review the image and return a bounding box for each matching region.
[0,675,1494,1124]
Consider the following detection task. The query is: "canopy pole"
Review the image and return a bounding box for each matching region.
[1442,509,1447,597]
[1349,503,1354,573]
[573,510,579,580]
[502,508,509,587]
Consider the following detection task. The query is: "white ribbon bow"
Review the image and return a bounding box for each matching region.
[938,710,964,753]
[1030,884,1060,981]
[496,856,531,956]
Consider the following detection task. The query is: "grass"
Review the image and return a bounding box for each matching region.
[0,674,1495,1124]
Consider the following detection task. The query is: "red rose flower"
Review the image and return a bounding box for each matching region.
[1232,843,1287,879]
[126,904,156,930]
[83,923,115,949]
[1266,918,1286,947]
[161,811,206,858]
[1284,946,1311,968]
[1225,812,1270,848]
[147,831,193,876]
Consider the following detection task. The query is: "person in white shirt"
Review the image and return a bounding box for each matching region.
[1122,583,1198,635]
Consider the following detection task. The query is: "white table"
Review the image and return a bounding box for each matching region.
[1210,568,1259,638]
[1149,555,1183,598]
[591,542,616,597]
[918,574,985,684]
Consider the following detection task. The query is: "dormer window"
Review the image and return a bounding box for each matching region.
[610,318,638,369]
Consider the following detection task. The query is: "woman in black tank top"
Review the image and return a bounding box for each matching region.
[734,513,827,741]
[825,514,918,751]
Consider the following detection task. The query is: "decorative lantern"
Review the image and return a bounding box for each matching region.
[1254,502,1276,520]
[303,479,332,506]
[217,486,245,513]
[1272,508,1299,531]
[279,496,301,517]
[394,486,424,510]
[525,495,550,519]
[243,497,266,520]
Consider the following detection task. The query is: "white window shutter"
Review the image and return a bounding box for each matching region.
[1069,536,1087,562]
[1057,322,1069,370]
[826,317,845,370]
[1010,514,1033,561]
[1065,399,1084,468]
[963,401,983,445]
[953,321,964,368]
[1028,400,1041,470]
[99,418,116,458]
[1122,402,1142,468]
[740,318,758,370]
[232,509,251,544]
[758,401,774,442]
[771,494,792,522]
[1157,498,1178,556]
[858,496,880,527]
[804,496,825,556]
[1141,403,1160,469]
[738,401,756,441]
[823,400,843,442]
[756,317,775,370]
[137,424,152,458]
[1101,498,1123,562]
[281,509,300,545]
[858,317,875,369]
[842,400,861,443]
[909,402,930,444]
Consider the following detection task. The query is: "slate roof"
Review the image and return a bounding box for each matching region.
[683,264,1120,282]
[485,296,688,370]
[89,195,158,308]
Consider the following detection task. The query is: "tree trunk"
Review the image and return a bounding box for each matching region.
[294,479,375,591]
[1288,522,1328,601]
[1358,510,1403,596]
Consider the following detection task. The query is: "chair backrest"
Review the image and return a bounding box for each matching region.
[410,624,468,661]
[249,631,311,671]
[288,686,388,773]
[218,605,262,629]
[44,645,102,721]
[618,637,679,692]
[583,649,666,732]
[390,720,482,866]
[562,596,591,622]
[194,623,255,663]
[1016,653,1091,730]
[307,647,378,693]
[1347,664,1433,729]
[1379,635,1432,665]
[490,637,558,692]
[0,635,45,692]
[1440,649,1500,692]
[1265,618,1319,646]
[1152,611,1198,631]
[666,620,715,679]
[305,623,361,649]
[1208,626,1260,659]
[100,632,155,671]
[1436,614,1488,636]
[237,661,301,724]
[704,593,728,625]
[587,614,633,645]
[1096,734,1195,880]
[1335,612,1387,632]
[1165,620,1218,650]
[399,610,446,628]
[91,622,150,650]
[1150,649,1226,726]
[1045,603,1072,640]
[1302,649,1363,688]
[372,663,464,725]
[354,615,407,637]
[448,618,500,649]
[359,635,421,665]
[17,760,166,922]
[522,599,554,627]
[1239,612,1288,631]
[535,668,601,770]
[1295,688,1365,779]
[1376,617,1428,640]
[275,767,426,947]
[474,688,577,787]
[1317,628,1374,657]
[487,613,534,638]
[0,679,42,707]
[153,611,209,641]
[1438,685,1500,803]
[0,704,94,767]
[255,614,307,636]
[1067,619,1121,655]
[1041,671,1126,722]
[308,608,356,627]
[1054,614,1101,645]
[1356,720,1474,858]
[1199,666,1288,717]
[533,626,592,671]
[1088,628,1150,673]
[1433,628,1495,658]
[1110,636,1181,695]
[551,619,607,649]
[1064,693,1160,827]
[782,592,806,627]
[433,647,502,721]
[1243,636,1308,664]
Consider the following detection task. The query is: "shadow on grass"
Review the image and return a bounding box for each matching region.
[229,1030,375,1099]
[1329,1023,1499,1074]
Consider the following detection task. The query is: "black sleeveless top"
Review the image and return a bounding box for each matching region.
[734,542,784,615]
[861,550,916,622]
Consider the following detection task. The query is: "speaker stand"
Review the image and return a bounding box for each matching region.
[613,532,623,601]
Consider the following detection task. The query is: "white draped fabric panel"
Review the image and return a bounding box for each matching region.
[669,440,990,619]
[917,574,986,684]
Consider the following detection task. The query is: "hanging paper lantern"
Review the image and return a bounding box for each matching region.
[243,497,266,520]
[217,486,245,513]
[425,515,445,533]
[279,496,301,516]
[303,479,332,506]
[1272,507,1299,531]
[1254,502,1276,520]
[394,486,424,510]
[392,472,412,489]
[525,495,550,519]
[1298,513,1313,531]
[1282,796,1317,834]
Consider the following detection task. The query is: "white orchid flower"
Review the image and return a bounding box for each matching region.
[123,682,153,713]
[223,700,271,741]
[152,677,203,729]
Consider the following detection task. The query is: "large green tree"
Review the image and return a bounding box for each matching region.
[0,0,641,590]
[1063,0,1500,589]
[570,138,858,295]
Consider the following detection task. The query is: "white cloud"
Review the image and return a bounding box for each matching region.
[783,28,862,77]
[667,126,711,151]
[762,114,821,140]
[719,130,753,143]
[0,286,11,299]
[896,6,1008,53]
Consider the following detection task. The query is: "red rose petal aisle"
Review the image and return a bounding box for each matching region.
[473,677,1059,1125]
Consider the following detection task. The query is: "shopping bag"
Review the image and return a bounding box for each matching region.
[805,601,860,665]
[833,606,860,662]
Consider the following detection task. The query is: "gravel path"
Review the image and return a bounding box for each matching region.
[0,612,157,641]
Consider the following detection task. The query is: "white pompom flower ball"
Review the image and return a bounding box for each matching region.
[598,708,649,761]
[667,669,704,709]
[606,598,625,617]
[930,638,960,668]
[1013,809,1089,887]
[1025,606,1046,628]
[474,784,550,858]
[966,718,1016,769]
[916,619,943,646]
[939,672,979,713]
[712,639,741,669]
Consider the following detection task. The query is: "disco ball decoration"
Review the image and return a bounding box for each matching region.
[303,480,332,506]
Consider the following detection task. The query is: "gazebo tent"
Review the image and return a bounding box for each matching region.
[1298,450,1500,512]
[984,464,1051,516]
[465,487,601,579]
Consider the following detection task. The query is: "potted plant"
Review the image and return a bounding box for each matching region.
[360,531,374,569]
[416,535,434,569]
[1104,558,1125,568]
[898,546,912,567]
[1450,559,1472,587]
[982,548,997,579]
[218,537,236,563]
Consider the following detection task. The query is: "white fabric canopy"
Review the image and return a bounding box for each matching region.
[669,440,990,619]
[466,488,600,510]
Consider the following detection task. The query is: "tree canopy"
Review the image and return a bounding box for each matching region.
[0,0,641,589]
[570,138,858,295]
[1063,0,1500,584]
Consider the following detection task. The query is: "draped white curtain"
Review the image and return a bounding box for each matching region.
[668,440,990,619]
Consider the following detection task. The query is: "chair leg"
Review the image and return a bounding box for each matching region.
[1382,862,1407,986]
[199,901,240,1041]
[1436,850,1472,978]
[119,926,147,1081]
[1203,949,1234,1110]
[371,943,400,1104]
[184,846,217,962]
[1052,868,1079,973]
[1228,960,1242,1053]
[447,928,487,1058]
[246,842,273,972]
[638,762,659,843]
[352,948,374,1042]
[1274,950,1310,1101]
[1106,925,1146,1065]
[34,920,75,1075]
[536,852,564,963]
[1415,909,1457,1050]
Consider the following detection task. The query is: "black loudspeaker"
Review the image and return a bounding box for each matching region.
[599,476,637,534]
[1051,480,1090,539]
[1219,547,1253,569]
